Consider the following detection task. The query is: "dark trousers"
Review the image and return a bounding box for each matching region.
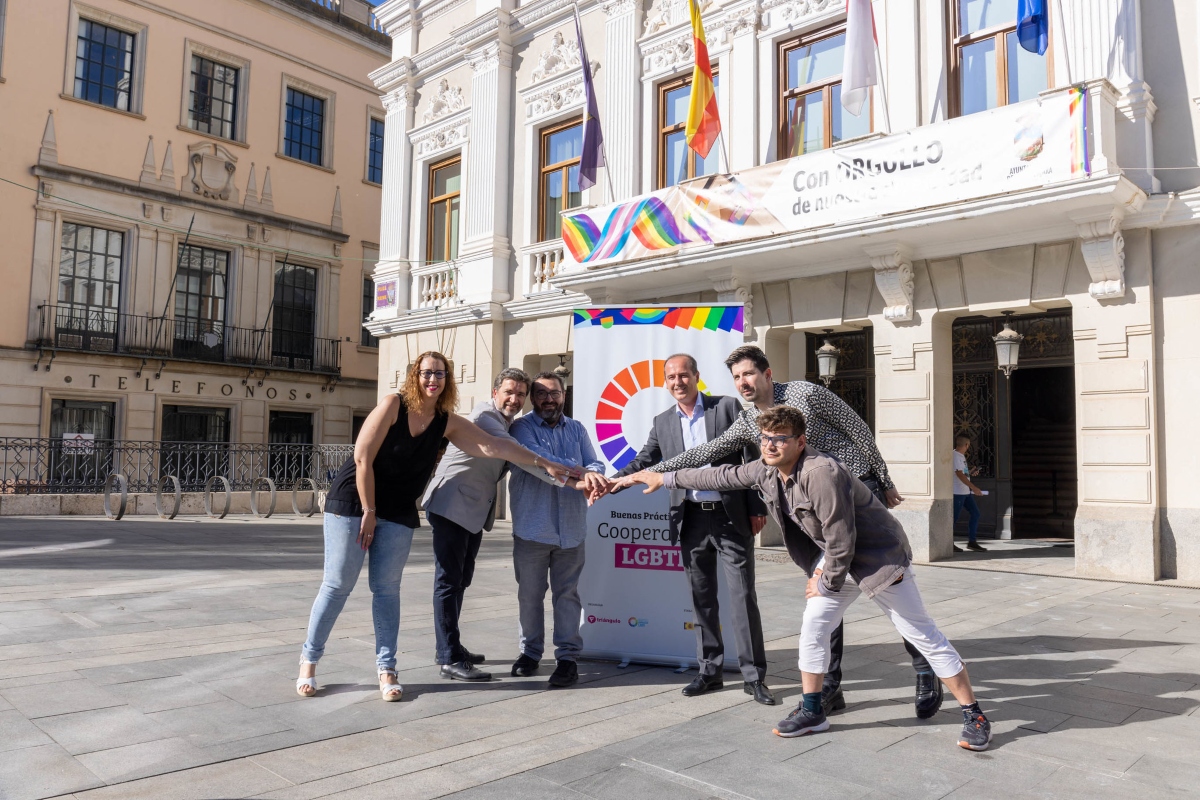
[821,476,934,691]
[428,512,483,664]
[680,503,767,683]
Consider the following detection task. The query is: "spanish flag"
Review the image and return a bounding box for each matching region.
[685,0,720,160]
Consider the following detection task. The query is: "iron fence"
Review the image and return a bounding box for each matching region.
[0,438,353,495]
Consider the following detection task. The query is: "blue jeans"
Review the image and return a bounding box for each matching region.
[953,494,981,544]
[301,513,414,671]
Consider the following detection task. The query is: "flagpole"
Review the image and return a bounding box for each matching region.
[1053,0,1073,84]
[573,3,616,204]
[873,32,892,134]
[716,129,731,175]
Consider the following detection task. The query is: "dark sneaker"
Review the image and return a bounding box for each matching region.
[958,712,992,751]
[915,672,944,719]
[548,659,578,688]
[773,704,830,738]
[821,685,846,714]
[954,545,965,553]
[967,542,987,552]
[510,654,539,677]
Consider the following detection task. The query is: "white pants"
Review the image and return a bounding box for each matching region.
[800,567,965,679]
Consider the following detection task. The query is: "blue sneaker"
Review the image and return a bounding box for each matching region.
[773,704,829,738]
[958,711,992,751]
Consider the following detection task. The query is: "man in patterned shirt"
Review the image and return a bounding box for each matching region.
[613,344,943,719]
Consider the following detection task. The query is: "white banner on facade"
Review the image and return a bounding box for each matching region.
[573,305,747,666]
[562,88,1088,268]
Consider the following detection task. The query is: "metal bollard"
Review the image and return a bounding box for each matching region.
[251,477,277,518]
[156,475,181,520]
[203,476,232,519]
[292,478,318,517]
[103,473,128,520]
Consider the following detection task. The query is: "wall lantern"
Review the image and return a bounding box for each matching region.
[552,354,571,381]
[993,311,1024,379]
[816,330,841,386]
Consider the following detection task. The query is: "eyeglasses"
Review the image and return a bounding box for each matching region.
[418,370,448,380]
[533,390,564,400]
[758,433,797,448]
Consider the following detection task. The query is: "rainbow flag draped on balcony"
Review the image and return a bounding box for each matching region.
[685,0,720,159]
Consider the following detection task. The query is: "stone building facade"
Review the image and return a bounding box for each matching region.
[0,0,390,448]
[364,0,1200,583]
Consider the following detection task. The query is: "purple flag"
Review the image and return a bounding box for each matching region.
[575,11,605,191]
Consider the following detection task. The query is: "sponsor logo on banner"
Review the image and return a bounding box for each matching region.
[587,615,622,624]
[683,622,695,630]
[628,617,649,628]
[614,543,684,571]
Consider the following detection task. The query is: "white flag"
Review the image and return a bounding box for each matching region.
[841,0,877,117]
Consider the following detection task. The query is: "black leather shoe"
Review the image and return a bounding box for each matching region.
[743,680,776,705]
[548,659,578,687]
[511,654,539,677]
[915,672,944,719]
[821,684,847,714]
[463,650,486,665]
[681,674,724,697]
[440,661,492,681]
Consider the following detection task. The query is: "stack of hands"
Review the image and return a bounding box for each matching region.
[555,468,662,504]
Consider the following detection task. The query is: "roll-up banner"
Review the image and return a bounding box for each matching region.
[573,305,746,667]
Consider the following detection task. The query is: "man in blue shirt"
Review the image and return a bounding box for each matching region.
[509,371,608,687]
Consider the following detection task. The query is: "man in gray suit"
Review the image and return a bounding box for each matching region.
[614,354,774,704]
[423,367,569,681]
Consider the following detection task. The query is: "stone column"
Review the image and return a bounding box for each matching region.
[722,3,759,171]
[376,81,415,312]
[602,0,642,199]
[1060,0,1157,192]
[459,22,515,304]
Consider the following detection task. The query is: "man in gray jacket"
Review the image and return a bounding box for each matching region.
[623,405,992,752]
[422,367,569,681]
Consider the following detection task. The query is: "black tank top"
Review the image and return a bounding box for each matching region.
[324,397,450,528]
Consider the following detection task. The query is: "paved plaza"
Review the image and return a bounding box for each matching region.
[2,516,1200,800]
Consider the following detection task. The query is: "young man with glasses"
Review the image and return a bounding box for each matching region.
[508,372,609,687]
[612,344,942,719]
[623,406,992,751]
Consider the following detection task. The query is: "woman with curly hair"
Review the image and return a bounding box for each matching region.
[296,351,571,700]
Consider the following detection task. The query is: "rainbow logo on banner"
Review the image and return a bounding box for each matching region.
[573,306,744,332]
[562,197,698,263]
[594,359,709,469]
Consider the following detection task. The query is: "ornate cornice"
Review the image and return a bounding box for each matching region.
[600,0,639,16]
[412,37,461,74]
[513,0,581,30]
[369,57,413,92]
[522,71,587,122]
[759,0,839,34]
[722,5,761,36]
[641,32,693,79]
[410,109,470,157]
[454,9,513,50]
[380,83,414,113]
[466,41,514,72]
[866,243,914,323]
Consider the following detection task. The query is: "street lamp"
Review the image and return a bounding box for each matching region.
[993,312,1024,379]
[816,330,841,386]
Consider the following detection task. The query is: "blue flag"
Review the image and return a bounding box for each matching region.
[574,10,605,191]
[1017,0,1048,56]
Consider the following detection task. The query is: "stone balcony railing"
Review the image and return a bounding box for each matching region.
[522,239,566,295]
[413,264,459,309]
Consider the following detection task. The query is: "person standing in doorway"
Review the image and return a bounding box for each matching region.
[613,353,774,705]
[508,371,609,688]
[953,433,986,552]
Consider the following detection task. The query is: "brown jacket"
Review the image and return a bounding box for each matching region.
[663,445,912,598]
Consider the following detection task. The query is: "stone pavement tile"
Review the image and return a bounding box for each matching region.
[880,730,1059,790]
[1024,765,1192,799]
[1047,708,1200,764]
[77,660,183,687]
[0,642,69,662]
[103,675,227,713]
[441,772,592,799]
[785,739,972,799]
[0,692,12,711]
[0,669,84,691]
[1057,677,1199,715]
[33,704,173,756]
[563,763,714,799]
[938,779,1039,800]
[529,747,628,785]
[204,669,311,709]
[602,729,738,772]
[74,736,207,784]
[0,707,56,752]
[0,741,103,800]
[147,698,294,747]
[249,728,421,785]
[0,609,71,629]
[1122,752,1200,793]
[1001,689,1142,725]
[0,680,125,719]
[683,750,873,800]
[70,757,293,800]
[1086,668,1197,698]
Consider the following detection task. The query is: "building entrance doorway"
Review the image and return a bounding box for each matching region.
[952,310,1076,539]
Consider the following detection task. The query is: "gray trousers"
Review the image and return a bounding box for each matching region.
[681,504,767,682]
[512,536,585,663]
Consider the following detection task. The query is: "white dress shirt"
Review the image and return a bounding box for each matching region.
[676,401,723,503]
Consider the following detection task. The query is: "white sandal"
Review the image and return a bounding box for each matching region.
[378,669,403,702]
[296,661,317,698]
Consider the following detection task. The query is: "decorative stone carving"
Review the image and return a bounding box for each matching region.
[531,32,597,83]
[247,224,257,240]
[466,41,512,73]
[1073,209,1127,300]
[39,111,58,167]
[186,142,238,202]
[867,244,914,323]
[601,0,639,15]
[412,113,470,156]
[760,0,837,30]
[525,80,585,119]
[161,206,173,222]
[381,84,412,113]
[333,243,343,258]
[643,34,693,75]
[142,203,154,219]
[722,6,760,36]
[422,79,465,124]
[644,0,713,35]
[713,275,753,340]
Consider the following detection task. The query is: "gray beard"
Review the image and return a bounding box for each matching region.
[537,407,563,425]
